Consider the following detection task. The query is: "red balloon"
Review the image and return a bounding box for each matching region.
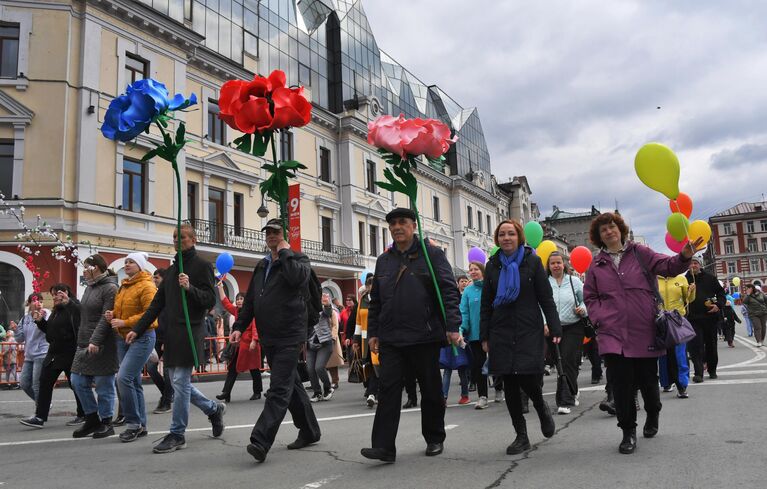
[669,192,693,218]
[570,246,593,274]
[665,232,688,253]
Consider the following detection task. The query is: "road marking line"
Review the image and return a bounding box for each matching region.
[445,424,459,430]
[718,336,766,369]
[300,475,341,488]
[712,369,767,376]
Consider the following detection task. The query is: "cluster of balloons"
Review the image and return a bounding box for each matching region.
[634,143,712,253]
[215,252,234,279]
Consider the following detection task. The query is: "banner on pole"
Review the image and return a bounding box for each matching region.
[288,184,301,252]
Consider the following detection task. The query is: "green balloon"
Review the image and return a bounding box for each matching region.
[666,212,689,241]
[490,245,500,256]
[524,221,544,248]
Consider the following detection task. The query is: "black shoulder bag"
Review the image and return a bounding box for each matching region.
[568,275,596,339]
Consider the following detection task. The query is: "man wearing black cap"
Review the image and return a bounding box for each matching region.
[361,208,462,463]
[231,218,321,463]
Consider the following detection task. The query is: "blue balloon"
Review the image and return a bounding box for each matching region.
[733,292,740,300]
[215,252,234,275]
[360,269,374,284]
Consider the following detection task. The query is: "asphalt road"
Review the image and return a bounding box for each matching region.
[1,327,765,489]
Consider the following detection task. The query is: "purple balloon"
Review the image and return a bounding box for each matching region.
[467,247,487,264]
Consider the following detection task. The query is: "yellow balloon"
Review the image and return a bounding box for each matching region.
[733,277,741,287]
[634,143,680,199]
[688,220,711,245]
[536,240,557,268]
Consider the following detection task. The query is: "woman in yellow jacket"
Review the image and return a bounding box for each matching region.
[105,252,158,442]
[657,274,696,399]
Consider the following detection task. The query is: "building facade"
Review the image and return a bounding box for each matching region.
[543,205,601,252]
[0,0,499,322]
[709,201,767,288]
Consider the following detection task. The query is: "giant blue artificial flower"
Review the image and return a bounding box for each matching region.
[101,78,197,142]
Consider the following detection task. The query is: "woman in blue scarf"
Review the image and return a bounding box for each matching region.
[480,219,562,456]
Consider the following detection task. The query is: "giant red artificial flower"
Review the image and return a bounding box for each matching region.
[367,114,456,160]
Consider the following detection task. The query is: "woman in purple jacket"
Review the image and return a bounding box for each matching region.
[583,212,700,455]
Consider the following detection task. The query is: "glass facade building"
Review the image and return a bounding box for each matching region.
[138,0,492,180]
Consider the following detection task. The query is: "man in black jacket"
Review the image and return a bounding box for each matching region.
[130,224,225,454]
[685,256,726,382]
[231,218,320,463]
[361,208,462,463]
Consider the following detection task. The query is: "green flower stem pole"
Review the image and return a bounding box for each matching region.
[157,122,199,369]
[269,132,289,241]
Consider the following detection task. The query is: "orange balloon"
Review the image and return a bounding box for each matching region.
[669,192,693,218]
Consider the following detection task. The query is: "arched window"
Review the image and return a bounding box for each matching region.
[0,262,25,327]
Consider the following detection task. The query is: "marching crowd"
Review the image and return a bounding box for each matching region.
[0,208,753,461]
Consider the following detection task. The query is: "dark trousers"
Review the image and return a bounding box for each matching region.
[502,374,546,433]
[36,363,84,422]
[147,340,174,402]
[603,354,661,431]
[364,366,379,397]
[556,323,584,407]
[689,318,719,376]
[222,346,262,395]
[584,338,602,380]
[250,343,320,452]
[468,341,488,398]
[404,370,418,402]
[372,342,445,452]
[723,320,736,344]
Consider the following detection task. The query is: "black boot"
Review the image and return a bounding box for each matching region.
[520,390,530,414]
[93,417,115,439]
[599,390,616,415]
[506,416,531,455]
[619,428,637,454]
[72,413,100,438]
[534,401,555,438]
[643,413,659,438]
[217,375,235,403]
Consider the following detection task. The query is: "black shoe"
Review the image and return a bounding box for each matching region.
[93,418,115,439]
[66,416,87,426]
[521,403,530,414]
[677,387,689,399]
[208,402,226,437]
[643,414,659,438]
[215,393,231,403]
[692,375,703,383]
[591,377,601,385]
[425,442,443,456]
[153,402,172,414]
[119,427,146,443]
[506,434,531,455]
[402,399,417,409]
[153,433,186,454]
[709,373,718,379]
[536,403,555,438]
[361,447,396,463]
[72,413,101,438]
[468,382,477,392]
[247,443,267,462]
[249,392,262,401]
[20,416,44,429]
[619,428,637,454]
[113,415,126,427]
[599,397,616,416]
[287,436,319,450]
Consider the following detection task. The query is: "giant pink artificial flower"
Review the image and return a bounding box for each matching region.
[367,114,456,160]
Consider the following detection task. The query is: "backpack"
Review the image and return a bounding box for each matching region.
[305,269,323,331]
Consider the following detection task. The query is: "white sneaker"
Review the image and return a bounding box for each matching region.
[475,396,489,410]
[494,390,505,403]
[574,392,580,407]
[310,394,322,403]
[366,395,376,407]
[758,342,763,347]
[557,406,571,415]
[322,389,334,401]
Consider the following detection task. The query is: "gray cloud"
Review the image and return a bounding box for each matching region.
[710,143,767,169]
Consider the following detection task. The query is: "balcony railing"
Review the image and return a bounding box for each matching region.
[188,219,362,267]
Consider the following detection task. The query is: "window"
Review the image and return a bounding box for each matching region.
[467,205,473,229]
[122,158,145,213]
[208,187,225,243]
[723,223,732,235]
[366,160,376,193]
[187,182,197,221]
[184,0,193,21]
[487,215,492,235]
[728,262,736,274]
[207,99,226,145]
[433,196,440,222]
[280,131,294,161]
[747,221,755,233]
[751,259,761,273]
[382,227,389,250]
[761,220,767,232]
[321,217,332,252]
[0,141,13,198]
[358,221,365,254]
[125,53,148,84]
[762,238,767,252]
[233,192,243,237]
[369,225,378,256]
[748,239,758,252]
[299,63,311,87]
[478,210,483,233]
[0,22,20,78]
[319,147,331,183]
[724,240,734,254]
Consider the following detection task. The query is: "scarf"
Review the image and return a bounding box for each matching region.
[493,246,526,308]
[85,271,108,287]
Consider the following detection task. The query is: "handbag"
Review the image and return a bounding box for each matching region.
[297,344,310,383]
[438,344,470,370]
[219,341,237,363]
[633,248,697,350]
[568,275,596,338]
[348,349,365,384]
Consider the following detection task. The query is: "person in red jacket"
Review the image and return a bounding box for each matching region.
[216,284,262,402]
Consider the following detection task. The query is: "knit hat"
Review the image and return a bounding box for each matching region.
[126,252,149,271]
[691,254,705,265]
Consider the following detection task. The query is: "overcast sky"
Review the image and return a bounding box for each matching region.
[362,0,767,251]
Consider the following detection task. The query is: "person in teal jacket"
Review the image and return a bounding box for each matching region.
[460,262,488,409]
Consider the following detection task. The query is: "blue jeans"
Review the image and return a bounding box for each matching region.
[658,343,690,389]
[19,357,44,401]
[116,331,156,430]
[71,372,116,419]
[442,366,469,398]
[167,366,217,436]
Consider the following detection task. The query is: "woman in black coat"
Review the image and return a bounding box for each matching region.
[480,219,562,455]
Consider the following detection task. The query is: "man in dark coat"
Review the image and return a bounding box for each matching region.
[360,208,462,463]
[685,255,726,382]
[131,224,225,453]
[231,218,320,463]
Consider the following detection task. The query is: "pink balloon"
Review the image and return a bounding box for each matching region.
[665,232,688,253]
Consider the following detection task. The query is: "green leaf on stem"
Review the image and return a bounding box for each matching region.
[281,160,308,170]
[141,148,161,161]
[175,123,186,146]
[252,132,271,157]
[233,134,252,153]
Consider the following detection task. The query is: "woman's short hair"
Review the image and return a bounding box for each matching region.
[153,268,166,278]
[589,212,629,249]
[746,284,756,293]
[235,292,246,301]
[546,251,569,275]
[83,254,108,273]
[493,219,526,247]
[50,283,73,297]
[468,261,486,275]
